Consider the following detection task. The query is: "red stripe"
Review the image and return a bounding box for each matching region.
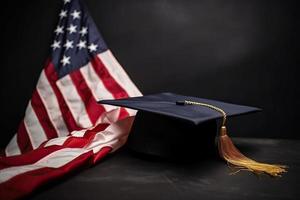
[0,146,64,170]
[0,147,112,200]
[16,121,33,154]
[93,146,112,163]
[44,60,79,131]
[0,123,109,170]
[69,69,106,125]
[91,56,130,99]
[59,123,109,150]
[31,90,58,139]
[91,56,130,118]
[119,107,130,120]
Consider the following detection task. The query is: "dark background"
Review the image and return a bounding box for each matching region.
[0,0,298,148]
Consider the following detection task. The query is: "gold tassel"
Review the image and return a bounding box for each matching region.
[218,126,287,177]
[177,100,287,177]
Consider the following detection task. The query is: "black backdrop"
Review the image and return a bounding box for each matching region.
[0,0,298,147]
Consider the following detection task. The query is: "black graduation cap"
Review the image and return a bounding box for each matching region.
[99,92,258,157]
[99,92,286,177]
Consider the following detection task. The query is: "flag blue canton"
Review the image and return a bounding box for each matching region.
[51,0,108,78]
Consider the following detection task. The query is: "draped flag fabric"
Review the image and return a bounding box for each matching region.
[0,0,141,199]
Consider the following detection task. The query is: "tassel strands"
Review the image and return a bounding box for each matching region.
[179,100,287,177]
[218,125,287,177]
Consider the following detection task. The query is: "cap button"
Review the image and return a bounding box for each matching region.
[176,101,186,105]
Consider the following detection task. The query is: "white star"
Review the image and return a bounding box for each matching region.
[51,40,61,50]
[67,24,77,34]
[71,10,81,20]
[63,40,74,50]
[79,27,88,36]
[88,43,98,52]
[64,0,71,4]
[59,10,67,19]
[54,26,64,35]
[77,40,87,49]
[61,55,71,66]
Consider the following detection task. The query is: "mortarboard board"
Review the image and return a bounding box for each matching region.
[99,92,287,177]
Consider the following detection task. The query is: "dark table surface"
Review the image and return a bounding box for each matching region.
[30,138,299,200]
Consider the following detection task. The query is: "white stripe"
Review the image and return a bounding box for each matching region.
[125,109,137,117]
[71,129,88,137]
[56,75,92,128]
[24,103,48,149]
[44,129,87,148]
[43,109,121,148]
[97,50,142,98]
[97,108,121,124]
[43,136,68,147]
[37,70,69,137]
[80,63,117,111]
[86,116,134,153]
[0,148,88,184]
[5,134,21,156]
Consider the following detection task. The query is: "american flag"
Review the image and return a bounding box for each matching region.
[0,0,141,199]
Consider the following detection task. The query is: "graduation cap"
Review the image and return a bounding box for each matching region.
[99,92,286,177]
